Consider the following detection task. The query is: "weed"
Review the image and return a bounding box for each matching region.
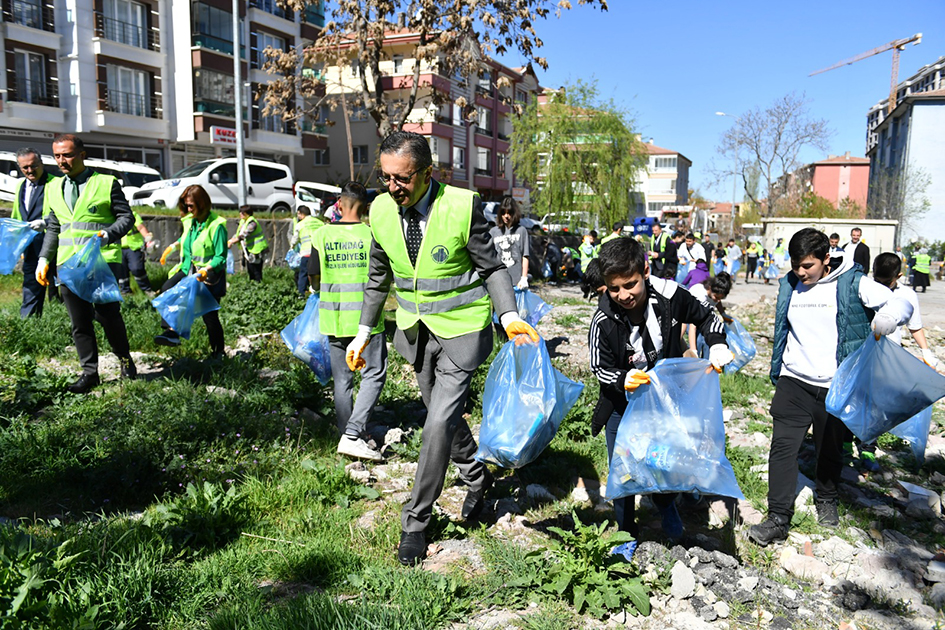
[145,481,247,553]
[554,314,581,328]
[298,458,379,508]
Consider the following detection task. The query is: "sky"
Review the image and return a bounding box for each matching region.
[499,0,945,201]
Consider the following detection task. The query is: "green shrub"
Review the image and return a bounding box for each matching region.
[145,481,247,553]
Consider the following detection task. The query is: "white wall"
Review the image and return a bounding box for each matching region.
[761,218,899,260]
[902,103,945,243]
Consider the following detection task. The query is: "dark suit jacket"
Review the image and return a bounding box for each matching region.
[845,241,871,274]
[18,172,54,260]
[360,180,517,371]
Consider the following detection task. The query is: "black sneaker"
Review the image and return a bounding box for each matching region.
[748,515,790,546]
[66,373,100,394]
[461,468,494,520]
[397,531,426,566]
[816,500,839,528]
[154,331,181,347]
[119,357,137,380]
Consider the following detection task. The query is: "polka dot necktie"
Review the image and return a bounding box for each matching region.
[405,208,422,266]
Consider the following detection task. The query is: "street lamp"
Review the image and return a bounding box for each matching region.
[716,111,739,238]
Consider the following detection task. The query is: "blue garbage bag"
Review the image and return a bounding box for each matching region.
[890,406,933,465]
[675,261,690,284]
[826,335,945,443]
[57,236,123,304]
[606,358,745,500]
[764,264,779,280]
[151,274,221,340]
[226,251,235,275]
[723,317,756,374]
[0,218,39,274]
[542,260,552,279]
[280,293,331,385]
[285,248,302,270]
[713,260,724,276]
[729,259,741,275]
[476,337,584,468]
[492,288,553,327]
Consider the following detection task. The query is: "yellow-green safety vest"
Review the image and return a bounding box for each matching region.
[600,233,620,245]
[369,186,492,339]
[238,217,268,255]
[121,211,146,251]
[650,232,668,253]
[188,212,228,270]
[295,216,320,257]
[914,253,931,275]
[168,215,193,276]
[11,172,55,222]
[312,222,384,338]
[46,171,123,264]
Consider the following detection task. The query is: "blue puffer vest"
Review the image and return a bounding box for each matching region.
[769,265,873,385]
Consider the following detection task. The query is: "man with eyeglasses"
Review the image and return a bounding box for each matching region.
[11,147,57,317]
[347,131,539,566]
[36,133,136,394]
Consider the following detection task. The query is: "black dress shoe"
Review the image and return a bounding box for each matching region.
[119,357,137,380]
[66,373,100,394]
[461,468,494,520]
[398,531,426,566]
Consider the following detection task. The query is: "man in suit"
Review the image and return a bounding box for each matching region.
[844,227,870,274]
[36,134,136,394]
[12,148,56,317]
[346,131,539,566]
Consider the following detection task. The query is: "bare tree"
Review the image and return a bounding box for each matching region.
[712,93,832,216]
[261,0,608,140]
[868,164,931,242]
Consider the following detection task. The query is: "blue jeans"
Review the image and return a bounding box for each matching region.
[605,411,677,535]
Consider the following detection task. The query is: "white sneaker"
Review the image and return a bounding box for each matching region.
[337,435,383,462]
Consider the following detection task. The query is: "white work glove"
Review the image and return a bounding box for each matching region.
[871,312,898,339]
[35,257,49,286]
[624,369,650,392]
[922,348,939,369]
[96,230,109,245]
[345,326,372,371]
[516,276,529,290]
[708,344,735,373]
[28,219,45,231]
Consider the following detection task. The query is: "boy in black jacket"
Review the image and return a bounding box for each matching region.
[589,237,733,538]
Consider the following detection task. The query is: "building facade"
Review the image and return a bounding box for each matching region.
[867,89,945,243]
[0,0,326,175]
[866,55,944,154]
[637,140,691,217]
[303,32,540,199]
[804,153,870,213]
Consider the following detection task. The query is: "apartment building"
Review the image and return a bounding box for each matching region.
[304,31,540,200]
[0,0,325,175]
[638,140,691,217]
[866,55,944,154]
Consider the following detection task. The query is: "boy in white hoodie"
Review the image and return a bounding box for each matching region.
[748,228,913,546]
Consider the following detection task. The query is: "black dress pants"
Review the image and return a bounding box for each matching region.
[159,271,225,354]
[766,376,845,520]
[60,262,132,375]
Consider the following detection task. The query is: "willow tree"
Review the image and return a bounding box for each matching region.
[510,80,646,230]
[262,0,608,139]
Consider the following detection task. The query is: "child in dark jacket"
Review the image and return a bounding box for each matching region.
[589,238,733,539]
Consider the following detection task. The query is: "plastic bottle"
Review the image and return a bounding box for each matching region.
[644,443,716,488]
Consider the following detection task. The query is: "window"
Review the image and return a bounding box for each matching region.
[650,179,675,194]
[314,148,330,165]
[429,137,439,156]
[452,102,463,125]
[352,145,369,165]
[496,153,506,175]
[653,156,677,170]
[452,146,465,170]
[209,163,238,183]
[260,112,286,133]
[349,106,368,121]
[253,0,290,20]
[476,106,491,133]
[476,147,491,175]
[477,70,491,94]
[349,62,359,77]
[103,0,147,49]
[194,3,236,55]
[12,0,42,29]
[515,88,527,104]
[107,65,149,117]
[257,32,285,64]
[250,164,288,183]
[194,69,235,115]
[392,54,404,73]
[648,201,673,214]
[14,50,47,105]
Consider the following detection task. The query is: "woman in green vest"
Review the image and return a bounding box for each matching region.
[228,206,268,282]
[154,185,229,356]
[912,248,931,293]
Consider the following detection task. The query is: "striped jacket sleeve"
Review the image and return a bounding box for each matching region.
[589,309,627,390]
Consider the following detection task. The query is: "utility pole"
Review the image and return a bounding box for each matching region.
[232,0,246,206]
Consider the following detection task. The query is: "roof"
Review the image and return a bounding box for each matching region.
[709,202,733,215]
[645,142,692,165]
[812,155,870,166]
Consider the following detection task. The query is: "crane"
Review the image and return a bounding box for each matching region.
[810,33,923,115]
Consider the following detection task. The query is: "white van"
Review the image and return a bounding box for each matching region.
[295,181,341,217]
[132,157,295,212]
[85,158,162,204]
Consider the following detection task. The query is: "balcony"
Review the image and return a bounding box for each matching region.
[249,0,293,21]
[96,87,166,136]
[496,131,510,141]
[101,86,161,119]
[475,84,492,98]
[192,32,245,58]
[195,99,235,117]
[4,0,53,32]
[299,119,327,135]
[7,77,57,107]
[474,167,492,177]
[302,4,324,27]
[94,11,159,51]
[475,126,493,137]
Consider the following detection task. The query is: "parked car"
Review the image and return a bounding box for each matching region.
[541,211,592,234]
[482,201,543,230]
[85,158,162,204]
[295,181,341,218]
[132,158,295,212]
